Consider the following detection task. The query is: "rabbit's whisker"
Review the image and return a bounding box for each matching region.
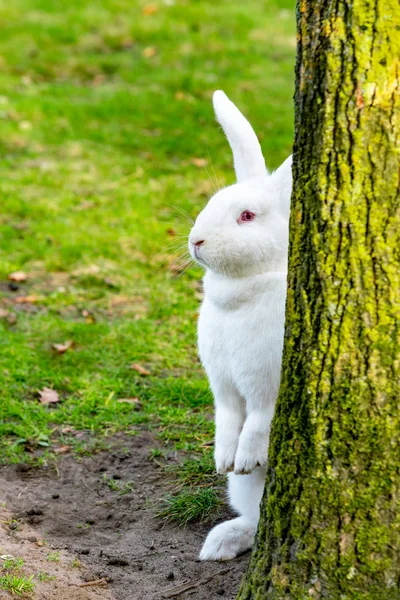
[206,147,221,193]
[166,203,195,226]
[156,244,189,268]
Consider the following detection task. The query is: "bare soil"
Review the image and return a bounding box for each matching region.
[0,432,249,599]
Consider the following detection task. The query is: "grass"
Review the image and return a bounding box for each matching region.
[157,487,223,526]
[0,556,55,597]
[1,558,25,571]
[0,573,35,596]
[164,452,222,493]
[102,473,134,495]
[35,572,56,582]
[45,552,60,563]
[0,556,35,597]
[0,0,295,520]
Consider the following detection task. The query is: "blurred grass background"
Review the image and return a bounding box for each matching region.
[0,0,295,464]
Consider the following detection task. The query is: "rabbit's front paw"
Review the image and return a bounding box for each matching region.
[214,440,237,474]
[233,430,269,475]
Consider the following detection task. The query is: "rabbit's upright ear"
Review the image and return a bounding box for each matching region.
[213,91,267,183]
[271,155,292,218]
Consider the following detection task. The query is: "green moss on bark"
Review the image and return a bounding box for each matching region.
[238,0,400,598]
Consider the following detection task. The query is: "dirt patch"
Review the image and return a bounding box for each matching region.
[0,501,112,600]
[0,432,249,599]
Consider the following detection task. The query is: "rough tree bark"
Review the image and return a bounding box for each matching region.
[237,1,399,598]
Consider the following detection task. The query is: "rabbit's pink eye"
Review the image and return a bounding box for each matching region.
[238,210,255,223]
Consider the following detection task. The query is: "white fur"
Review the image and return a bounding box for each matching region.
[188,91,292,561]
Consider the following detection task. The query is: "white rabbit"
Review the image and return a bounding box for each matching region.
[188,91,292,561]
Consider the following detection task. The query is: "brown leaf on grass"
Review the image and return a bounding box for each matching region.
[142,46,157,58]
[8,271,27,282]
[120,37,134,49]
[92,74,105,86]
[129,363,151,376]
[82,309,96,323]
[117,397,143,411]
[110,295,131,307]
[12,222,29,231]
[74,200,96,212]
[15,295,39,303]
[0,307,16,323]
[61,426,75,434]
[53,445,71,454]
[38,388,60,405]
[143,4,158,15]
[117,397,140,404]
[191,158,208,168]
[52,340,74,354]
[195,180,215,197]
[166,228,177,236]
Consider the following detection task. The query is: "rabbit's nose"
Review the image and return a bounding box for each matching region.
[194,239,205,247]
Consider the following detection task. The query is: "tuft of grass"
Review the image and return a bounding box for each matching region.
[45,552,60,563]
[35,572,56,582]
[171,453,219,487]
[2,557,24,571]
[149,447,168,461]
[71,557,81,569]
[101,474,133,495]
[157,487,222,526]
[0,573,35,596]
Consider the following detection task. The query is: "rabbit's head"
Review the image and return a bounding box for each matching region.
[189,91,292,277]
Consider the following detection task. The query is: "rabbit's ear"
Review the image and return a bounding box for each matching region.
[213,91,267,183]
[271,155,292,218]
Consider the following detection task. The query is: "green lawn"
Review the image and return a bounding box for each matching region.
[0,0,295,472]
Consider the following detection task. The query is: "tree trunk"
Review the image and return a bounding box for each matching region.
[237,1,400,598]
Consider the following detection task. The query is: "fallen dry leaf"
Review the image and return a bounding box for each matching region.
[166,228,177,236]
[117,397,140,404]
[92,74,105,86]
[143,4,158,15]
[117,397,142,411]
[120,37,134,49]
[110,295,131,306]
[142,46,157,58]
[52,340,74,354]
[12,222,29,231]
[195,180,215,197]
[8,271,27,282]
[74,200,96,211]
[0,308,9,318]
[15,295,39,303]
[191,158,208,168]
[82,309,96,323]
[129,363,151,376]
[61,426,76,434]
[53,445,71,454]
[38,388,60,405]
